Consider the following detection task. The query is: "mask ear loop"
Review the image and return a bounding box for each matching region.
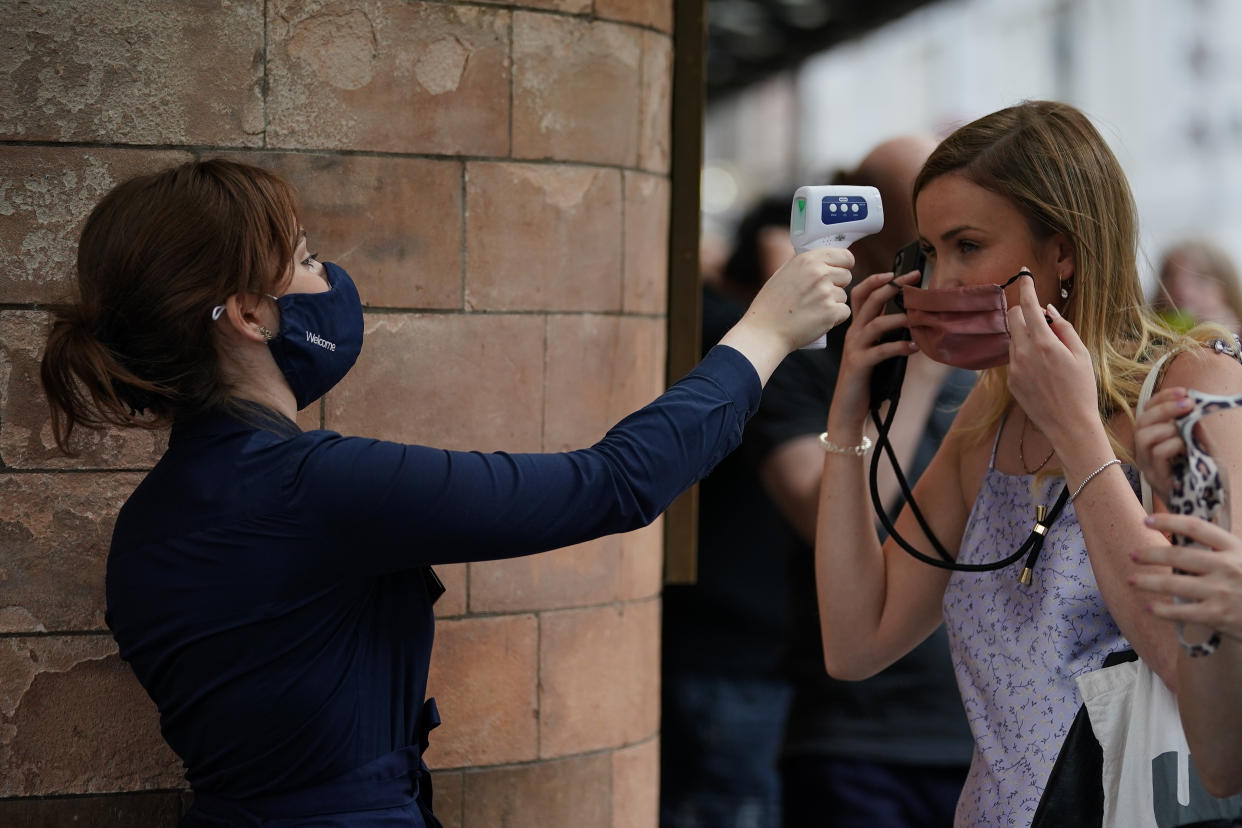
[209,293,281,320]
[1004,269,1033,288]
[209,297,281,344]
[866,268,1070,579]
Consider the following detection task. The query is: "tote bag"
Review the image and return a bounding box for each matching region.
[1075,652,1242,827]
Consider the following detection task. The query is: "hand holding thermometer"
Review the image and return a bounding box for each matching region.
[790,185,884,348]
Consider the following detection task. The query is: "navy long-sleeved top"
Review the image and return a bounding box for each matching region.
[105,345,760,820]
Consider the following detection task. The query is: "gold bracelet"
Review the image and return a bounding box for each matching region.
[1069,458,1122,503]
[818,432,872,456]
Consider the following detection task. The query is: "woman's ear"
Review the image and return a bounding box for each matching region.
[219,293,274,344]
[1051,232,1076,282]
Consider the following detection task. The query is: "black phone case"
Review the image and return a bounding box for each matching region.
[869,241,923,406]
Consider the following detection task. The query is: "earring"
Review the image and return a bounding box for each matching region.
[258,326,274,342]
[1059,276,1074,300]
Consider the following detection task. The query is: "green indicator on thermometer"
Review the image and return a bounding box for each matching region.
[793,197,807,234]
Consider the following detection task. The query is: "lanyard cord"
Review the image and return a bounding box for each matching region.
[866,357,1070,577]
[867,356,953,562]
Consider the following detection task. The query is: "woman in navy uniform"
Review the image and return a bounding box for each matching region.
[39,159,852,826]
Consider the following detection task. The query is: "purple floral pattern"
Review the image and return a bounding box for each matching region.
[943,467,1133,826]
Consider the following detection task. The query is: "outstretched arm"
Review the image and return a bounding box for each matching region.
[298,246,858,573]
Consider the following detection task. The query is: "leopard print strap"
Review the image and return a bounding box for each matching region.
[1169,390,1242,530]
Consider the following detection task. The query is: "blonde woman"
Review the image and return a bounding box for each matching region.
[814,101,1242,825]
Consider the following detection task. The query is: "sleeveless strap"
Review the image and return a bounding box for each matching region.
[989,409,1010,471]
[1137,352,1174,514]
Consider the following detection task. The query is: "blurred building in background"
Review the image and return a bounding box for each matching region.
[704,0,1242,288]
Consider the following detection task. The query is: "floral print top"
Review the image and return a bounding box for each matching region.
[942,422,1133,826]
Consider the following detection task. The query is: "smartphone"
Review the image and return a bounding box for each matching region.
[892,239,927,282]
[880,239,927,343]
[869,240,927,406]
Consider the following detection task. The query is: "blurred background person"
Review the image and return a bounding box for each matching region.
[699,223,733,292]
[661,194,802,828]
[1152,239,1242,335]
[766,137,975,828]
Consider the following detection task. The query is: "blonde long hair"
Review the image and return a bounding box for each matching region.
[914,101,1220,465]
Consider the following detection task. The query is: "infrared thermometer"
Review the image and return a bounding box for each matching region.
[790,185,884,348]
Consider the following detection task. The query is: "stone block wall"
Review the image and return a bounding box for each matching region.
[0,1,673,825]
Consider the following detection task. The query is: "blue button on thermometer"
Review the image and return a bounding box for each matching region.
[790,185,884,349]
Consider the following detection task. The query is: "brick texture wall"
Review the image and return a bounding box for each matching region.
[0,1,673,825]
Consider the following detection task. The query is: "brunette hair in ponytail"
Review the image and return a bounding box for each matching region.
[40,158,302,453]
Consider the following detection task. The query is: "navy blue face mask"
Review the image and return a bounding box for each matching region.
[266,261,364,410]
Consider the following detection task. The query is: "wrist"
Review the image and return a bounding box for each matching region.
[1068,458,1124,503]
[825,411,868,444]
[735,312,797,351]
[1062,443,1120,492]
[718,320,789,386]
[1053,424,1111,476]
[819,432,872,456]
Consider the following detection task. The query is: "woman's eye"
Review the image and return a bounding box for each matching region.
[919,243,936,259]
[957,240,979,254]
[301,252,319,268]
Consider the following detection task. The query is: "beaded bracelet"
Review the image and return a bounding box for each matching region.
[1069,458,1122,503]
[818,432,872,456]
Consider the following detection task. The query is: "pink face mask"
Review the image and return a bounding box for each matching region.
[901,271,1029,370]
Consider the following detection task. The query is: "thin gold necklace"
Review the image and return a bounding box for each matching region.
[1019,413,1055,475]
